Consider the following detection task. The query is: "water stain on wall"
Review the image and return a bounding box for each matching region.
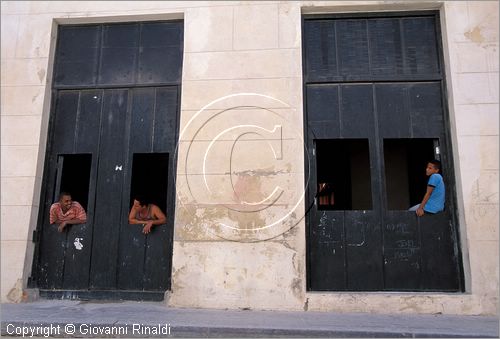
[464,26,485,43]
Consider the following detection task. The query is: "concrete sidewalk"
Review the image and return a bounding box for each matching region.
[1,300,498,338]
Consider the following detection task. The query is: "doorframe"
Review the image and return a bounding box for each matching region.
[28,20,184,300]
[301,10,465,292]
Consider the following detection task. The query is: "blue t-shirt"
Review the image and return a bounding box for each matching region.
[424,173,445,213]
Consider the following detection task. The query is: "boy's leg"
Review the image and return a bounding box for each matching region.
[408,204,420,211]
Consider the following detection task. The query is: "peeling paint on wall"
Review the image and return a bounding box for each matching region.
[6,279,23,303]
[465,26,485,44]
[290,277,302,300]
[37,68,46,83]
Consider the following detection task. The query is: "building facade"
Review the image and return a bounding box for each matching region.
[1,1,498,315]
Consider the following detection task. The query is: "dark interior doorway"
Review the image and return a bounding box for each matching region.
[316,139,372,210]
[383,139,436,210]
[130,153,169,213]
[57,154,92,210]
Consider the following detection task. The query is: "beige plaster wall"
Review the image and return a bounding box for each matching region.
[0,1,498,315]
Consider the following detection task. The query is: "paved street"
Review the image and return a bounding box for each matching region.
[1,300,498,337]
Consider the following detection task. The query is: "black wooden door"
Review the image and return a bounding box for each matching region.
[31,21,182,300]
[303,13,463,291]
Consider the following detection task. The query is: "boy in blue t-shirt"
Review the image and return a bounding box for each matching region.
[409,160,445,216]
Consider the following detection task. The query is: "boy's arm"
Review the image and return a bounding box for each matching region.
[416,186,435,217]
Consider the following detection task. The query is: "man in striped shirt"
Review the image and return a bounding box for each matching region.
[49,192,87,232]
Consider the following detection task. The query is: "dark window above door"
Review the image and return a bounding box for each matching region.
[303,16,441,82]
[54,21,183,87]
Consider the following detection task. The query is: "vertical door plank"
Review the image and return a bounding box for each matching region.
[345,211,384,290]
[309,211,346,290]
[340,84,375,138]
[368,18,403,76]
[375,84,411,138]
[117,88,154,290]
[419,211,460,291]
[54,26,100,87]
[383,212,421,290]
[138,22,183,84]
[89,89,128,289]
[98,24,139,86]
[303,20,338,82]
[61,91,102,289]
[153,87,178,152]
[305,85,340,139]
[38,92,79,288]
[336,19,369,77]
[409,82,444,137]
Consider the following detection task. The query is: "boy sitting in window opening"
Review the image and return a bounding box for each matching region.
[50,192,87,232]
[128,195,167,234]
[409,160,445,216]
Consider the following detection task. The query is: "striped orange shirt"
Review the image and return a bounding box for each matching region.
[49,201,87,224]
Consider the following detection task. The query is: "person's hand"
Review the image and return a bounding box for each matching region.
[57,221,67,232]
[142,221,153,234]
[416,207,425,217]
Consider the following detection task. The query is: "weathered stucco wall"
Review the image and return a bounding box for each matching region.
[0,1,498,315]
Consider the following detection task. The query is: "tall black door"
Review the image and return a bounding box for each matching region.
[31,21,183,300]
[303,13,464,291]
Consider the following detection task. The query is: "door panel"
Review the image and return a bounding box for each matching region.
[337,20,370,76]
[154,87,179,151]
[62,223,93,289]
[89,89,129,289]
[37,222,67,289]
[116,88,175,291]
[376,84,411,138]
[98,24,139,85]
[401,17,440,75]
[419,211,460,291]
[345,211,383,290]
[37,93,80,289]
[383,211,421,290]
[368,18,404,76]
[306,85,340,139]
[340,85,375,138]
[303,20,338,82]
[144,225,172,291]
[51,92,79,154]
[309,211,346,290]
[409,83,444,137]
[75,91,102,153]
[54,26,100,87]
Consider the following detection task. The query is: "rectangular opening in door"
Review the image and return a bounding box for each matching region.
[57,154,92,211]
[315,139,372,210]
[383,138,438,210]
[130,153,169,213]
